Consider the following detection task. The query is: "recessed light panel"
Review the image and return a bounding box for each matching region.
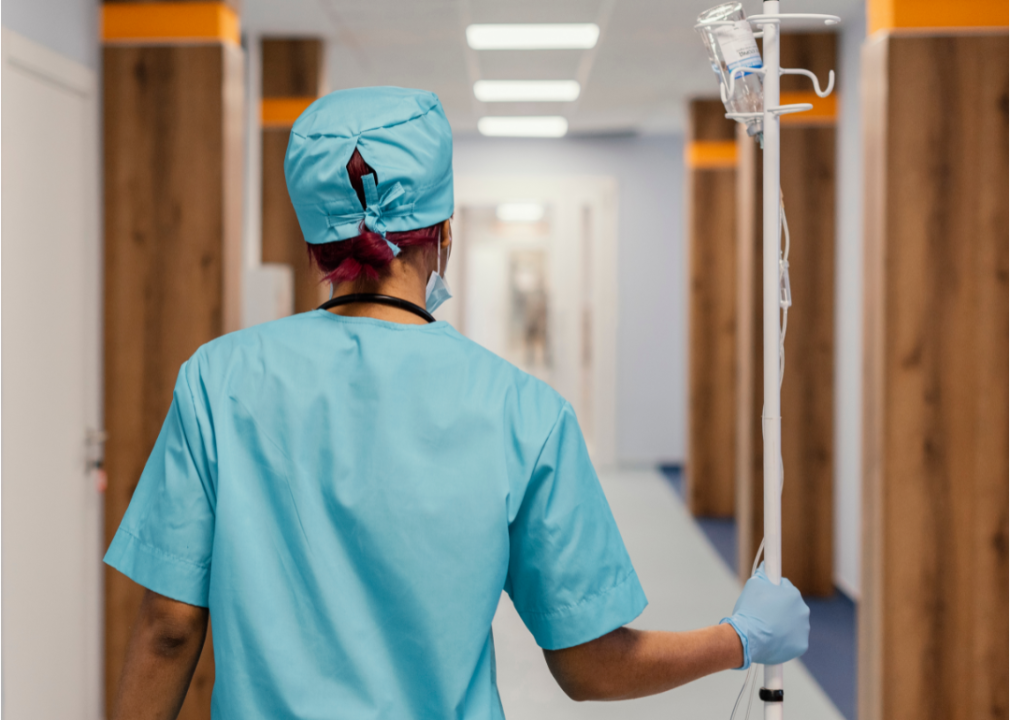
[466,24,600,50]
[496,202,546,222]
[474,80,581,103]
[477,116,569,138]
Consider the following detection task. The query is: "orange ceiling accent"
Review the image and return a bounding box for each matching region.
[685,140,738,169]
[868,0,1008,35]
[261,97,318,128]
[779,92,838,126]
[102,3,240,46]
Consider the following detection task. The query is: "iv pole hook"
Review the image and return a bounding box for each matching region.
[779,67,835,97]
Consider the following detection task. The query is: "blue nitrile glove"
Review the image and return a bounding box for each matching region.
[720,562,810,669]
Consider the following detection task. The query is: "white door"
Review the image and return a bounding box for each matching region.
[1,28,103,719]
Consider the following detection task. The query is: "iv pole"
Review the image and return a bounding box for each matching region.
[760,4,785,715]
[751,4,837,716]
[701,2,839,716]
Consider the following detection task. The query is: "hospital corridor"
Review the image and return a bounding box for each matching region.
[1,1,1006,720]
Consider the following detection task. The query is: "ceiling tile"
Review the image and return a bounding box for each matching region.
[244,0,865,136]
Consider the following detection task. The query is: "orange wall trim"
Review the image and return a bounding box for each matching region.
[685,140,738,169]
[261,97,317,128]
[869,0,1008,35]
[780,92,838,126]
[102,3,240,46]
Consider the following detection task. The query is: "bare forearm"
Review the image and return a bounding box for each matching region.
[544,624,743,701]
[112,591,208,720]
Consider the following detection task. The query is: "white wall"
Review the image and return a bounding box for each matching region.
[453,135,686,466]
[2,0,99,70]
[833,9,866,599]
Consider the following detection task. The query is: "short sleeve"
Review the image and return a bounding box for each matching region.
[504,402,647,650]
[104,359,217,607]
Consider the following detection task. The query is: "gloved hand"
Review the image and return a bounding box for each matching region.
[721,563,810,669]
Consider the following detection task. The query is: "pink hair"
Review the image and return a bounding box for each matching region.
[307,148,442,285]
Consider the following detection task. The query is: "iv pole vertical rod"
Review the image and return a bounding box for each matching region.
[760,1,784,718]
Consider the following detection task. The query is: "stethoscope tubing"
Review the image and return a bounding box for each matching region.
[318,293,435,323]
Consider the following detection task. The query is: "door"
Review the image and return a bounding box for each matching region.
[1,28,103,719]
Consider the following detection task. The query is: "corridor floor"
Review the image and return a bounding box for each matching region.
[491,467,845,719]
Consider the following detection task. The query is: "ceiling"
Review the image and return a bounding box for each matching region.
[244,0,865,136]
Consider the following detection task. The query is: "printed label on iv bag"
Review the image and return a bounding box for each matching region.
[714,20,762,74]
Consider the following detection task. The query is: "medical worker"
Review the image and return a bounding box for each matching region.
[106,87,809,719]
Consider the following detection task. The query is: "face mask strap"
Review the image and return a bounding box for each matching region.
[438,222,451,277]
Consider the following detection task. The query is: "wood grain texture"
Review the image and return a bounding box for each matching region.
[260,38,326,313]
[261,38,322,98]
[687,98,738,517]
[103,42,243,720]
[735,124,760,571]
[735,35,837,596]
[859,31,1009,720]
[690,98,737,141]
[261,127,326,312]
[779,32,837,94]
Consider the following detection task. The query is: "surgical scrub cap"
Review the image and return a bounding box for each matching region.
[284,86,454,253]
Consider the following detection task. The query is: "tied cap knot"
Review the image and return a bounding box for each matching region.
[326,174,414,256]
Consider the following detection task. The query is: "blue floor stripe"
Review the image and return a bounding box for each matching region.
[802,591,857,720]
[658,464,856,719]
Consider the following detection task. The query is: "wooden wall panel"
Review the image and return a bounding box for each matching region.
[735,33,837,596]
[859,31,1009,720]
[686,99,738,517]
[103,42,243,720]
[261,38,326,314]
[734,122,760,582]
[779,31,837,91]
[262,39,322,97]
[261,128,325,313]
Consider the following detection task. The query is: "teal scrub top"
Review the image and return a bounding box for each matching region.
[105,311,648,720]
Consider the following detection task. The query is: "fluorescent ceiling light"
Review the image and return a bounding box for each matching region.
[466,24,600,50]
[474,80,581,102]
[496,202,546,223]
[478,116,569,138]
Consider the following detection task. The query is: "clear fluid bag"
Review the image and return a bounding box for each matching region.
[696,2,764,138]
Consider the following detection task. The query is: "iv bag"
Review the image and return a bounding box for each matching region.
[696,2,764,138]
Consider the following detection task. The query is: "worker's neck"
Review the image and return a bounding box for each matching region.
[328,259,431,325]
